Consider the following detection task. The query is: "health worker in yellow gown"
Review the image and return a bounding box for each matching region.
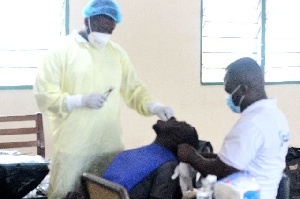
[33,0,174,198]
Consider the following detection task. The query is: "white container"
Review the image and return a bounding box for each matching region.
[196,189,212,199]
[196,174,217,199]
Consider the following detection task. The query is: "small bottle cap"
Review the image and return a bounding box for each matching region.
[197,191,209,197]
[206,174,217,183]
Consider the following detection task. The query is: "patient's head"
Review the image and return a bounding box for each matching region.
[153,117,199,154]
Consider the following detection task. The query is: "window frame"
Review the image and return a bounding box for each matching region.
[200,0,300,85]
[0,0,70,90]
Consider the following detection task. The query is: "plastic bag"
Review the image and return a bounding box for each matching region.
[285,147,300,198]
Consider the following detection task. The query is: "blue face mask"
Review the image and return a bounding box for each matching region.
[226,85,245,113]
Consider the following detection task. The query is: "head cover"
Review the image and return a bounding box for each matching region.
[83,0,122,24]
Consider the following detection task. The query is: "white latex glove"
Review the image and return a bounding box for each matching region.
[82,94,107,109]
[67,94,107,111]
[171,162,195,193]
[147,102,174,121]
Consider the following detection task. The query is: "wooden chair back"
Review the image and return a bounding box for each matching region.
[0,112,45,157]
[81,172,130,199]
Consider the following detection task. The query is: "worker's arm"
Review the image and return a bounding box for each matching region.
[177,144,240,179]
[200,153,218,159]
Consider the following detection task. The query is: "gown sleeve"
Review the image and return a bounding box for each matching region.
[119,48,156,116]
[34,43,69,119]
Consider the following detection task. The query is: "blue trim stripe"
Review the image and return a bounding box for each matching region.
[0,85,33,90]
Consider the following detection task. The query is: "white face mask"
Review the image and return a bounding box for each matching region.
[87,18,111,50]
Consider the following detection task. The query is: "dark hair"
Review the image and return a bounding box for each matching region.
[177,125,199,149]
[225,57,265,91]
[153,119,199,149]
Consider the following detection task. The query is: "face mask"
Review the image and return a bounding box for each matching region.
[226,85,245,113]
[87,18,111,50]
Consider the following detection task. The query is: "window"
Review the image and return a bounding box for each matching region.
[0,0,68,89]
[201,0,300,84]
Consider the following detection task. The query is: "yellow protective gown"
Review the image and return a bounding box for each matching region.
[34,32,155,199]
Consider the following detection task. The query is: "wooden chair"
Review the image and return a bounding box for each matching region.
[0,112,45,157]
[81,172,130,199]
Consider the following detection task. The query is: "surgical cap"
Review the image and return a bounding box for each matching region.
[83,0,122,24]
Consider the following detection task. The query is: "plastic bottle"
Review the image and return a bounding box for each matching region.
[196,174,217,199]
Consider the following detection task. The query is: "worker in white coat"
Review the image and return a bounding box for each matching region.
[33,0,174,198]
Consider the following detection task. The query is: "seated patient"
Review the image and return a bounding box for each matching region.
[101,117,199,199]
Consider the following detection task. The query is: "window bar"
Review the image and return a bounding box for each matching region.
[261,0,266,73]
[200,0,204,84]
